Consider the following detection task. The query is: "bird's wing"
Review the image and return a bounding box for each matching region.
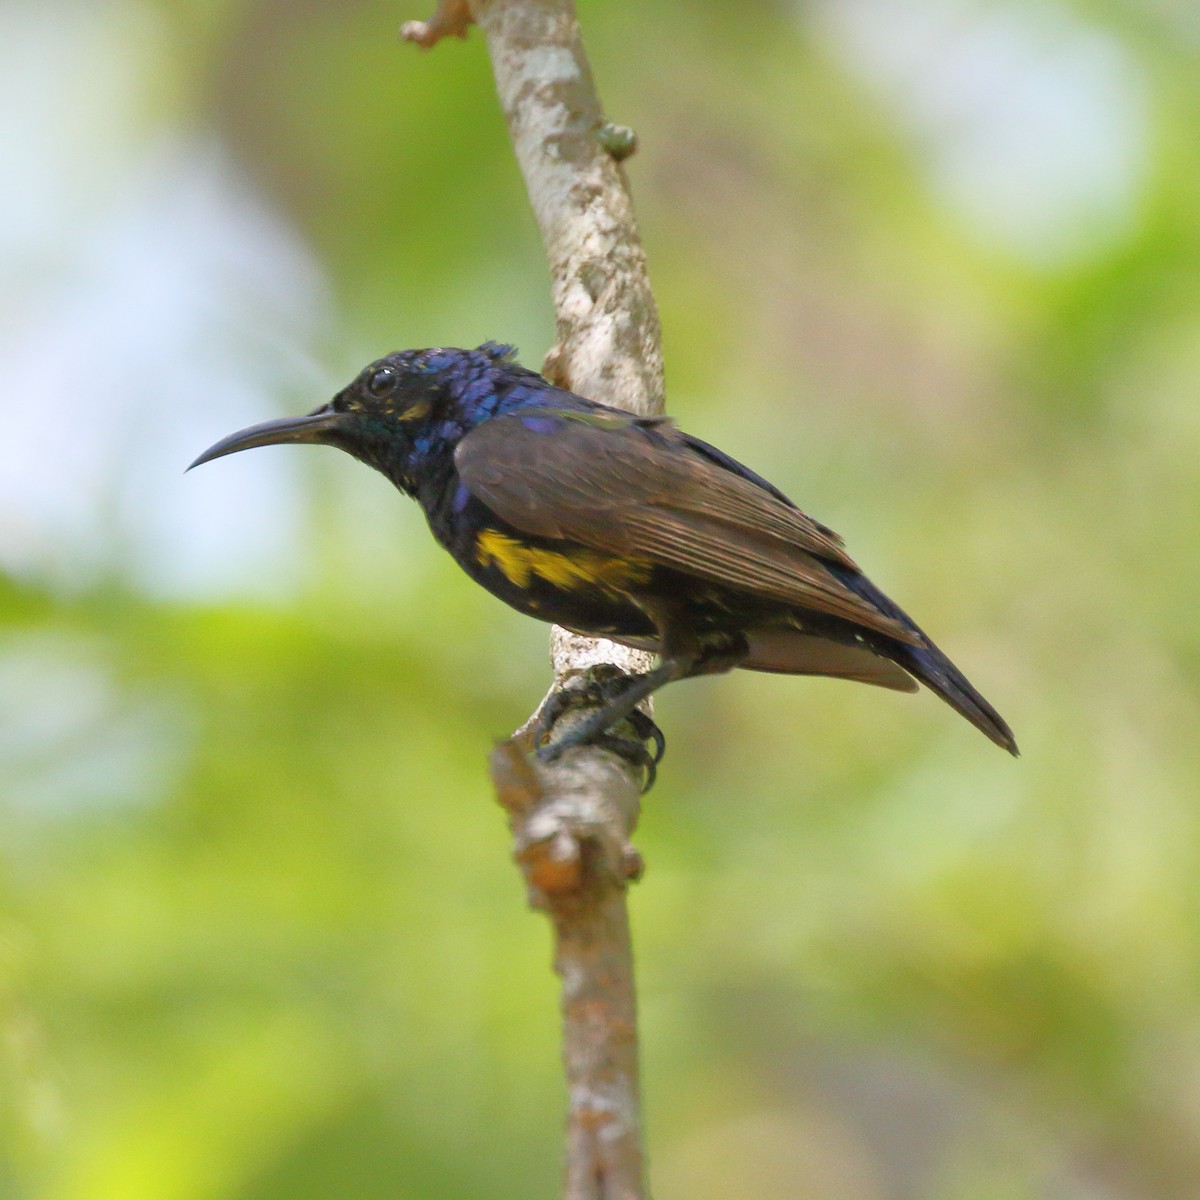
[454,410,918,644]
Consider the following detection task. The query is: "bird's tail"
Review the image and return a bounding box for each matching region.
[891,635,1018,755]
[835,569,1019,756]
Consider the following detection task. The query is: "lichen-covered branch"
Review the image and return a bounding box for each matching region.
[491,742,644,1199]
[403,2,661,1197]
[469,1,662,413]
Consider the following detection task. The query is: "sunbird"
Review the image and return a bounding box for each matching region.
[191,343,1017,767]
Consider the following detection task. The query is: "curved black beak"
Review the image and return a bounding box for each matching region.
[187,405,347,471]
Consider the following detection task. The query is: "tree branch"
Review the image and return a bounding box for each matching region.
[491,741,644,1198]
[404,2,662,1196]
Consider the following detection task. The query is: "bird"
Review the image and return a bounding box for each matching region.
[190,342,1017,772]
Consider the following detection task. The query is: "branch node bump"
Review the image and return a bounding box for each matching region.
[596,121,638,161]
[519,828,584,898]
[541,344,571,389]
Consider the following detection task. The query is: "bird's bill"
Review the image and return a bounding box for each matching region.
[187,405,346,470]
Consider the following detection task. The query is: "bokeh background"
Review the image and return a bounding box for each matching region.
[3,0,1198,1196]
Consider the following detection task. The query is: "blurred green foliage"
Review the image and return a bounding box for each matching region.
[3,0,1200,1197]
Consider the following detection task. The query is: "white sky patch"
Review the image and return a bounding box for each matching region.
[808,0,1151,265]
[0,1,333,600]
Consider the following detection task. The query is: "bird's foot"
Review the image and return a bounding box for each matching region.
[555,728,662,792]
[536,665,666,791]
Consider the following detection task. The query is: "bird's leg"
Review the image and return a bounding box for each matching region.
[536,660,679,787]
[690,632,750,677]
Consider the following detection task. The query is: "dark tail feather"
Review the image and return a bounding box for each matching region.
[891,637,1019,756]
[833,568,1019,756]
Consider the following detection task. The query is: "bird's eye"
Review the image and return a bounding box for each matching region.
[367,367,396,397]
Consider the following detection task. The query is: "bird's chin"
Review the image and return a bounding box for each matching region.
[188,405,349,470]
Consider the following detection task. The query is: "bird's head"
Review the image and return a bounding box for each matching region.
[188,343,519,489]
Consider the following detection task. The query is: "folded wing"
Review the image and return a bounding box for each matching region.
[454,411,920,645]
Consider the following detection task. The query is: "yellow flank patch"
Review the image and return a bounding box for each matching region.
[475,529,650,594]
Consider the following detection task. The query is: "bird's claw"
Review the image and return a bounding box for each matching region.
[535,667,666,791]
[624,706,666,766]
[539,731,660,792]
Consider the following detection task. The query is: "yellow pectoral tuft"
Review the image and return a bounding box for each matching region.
[397,399,430,422]
[475,529,651,595]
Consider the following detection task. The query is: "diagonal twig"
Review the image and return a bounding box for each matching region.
[399,0,473,48]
